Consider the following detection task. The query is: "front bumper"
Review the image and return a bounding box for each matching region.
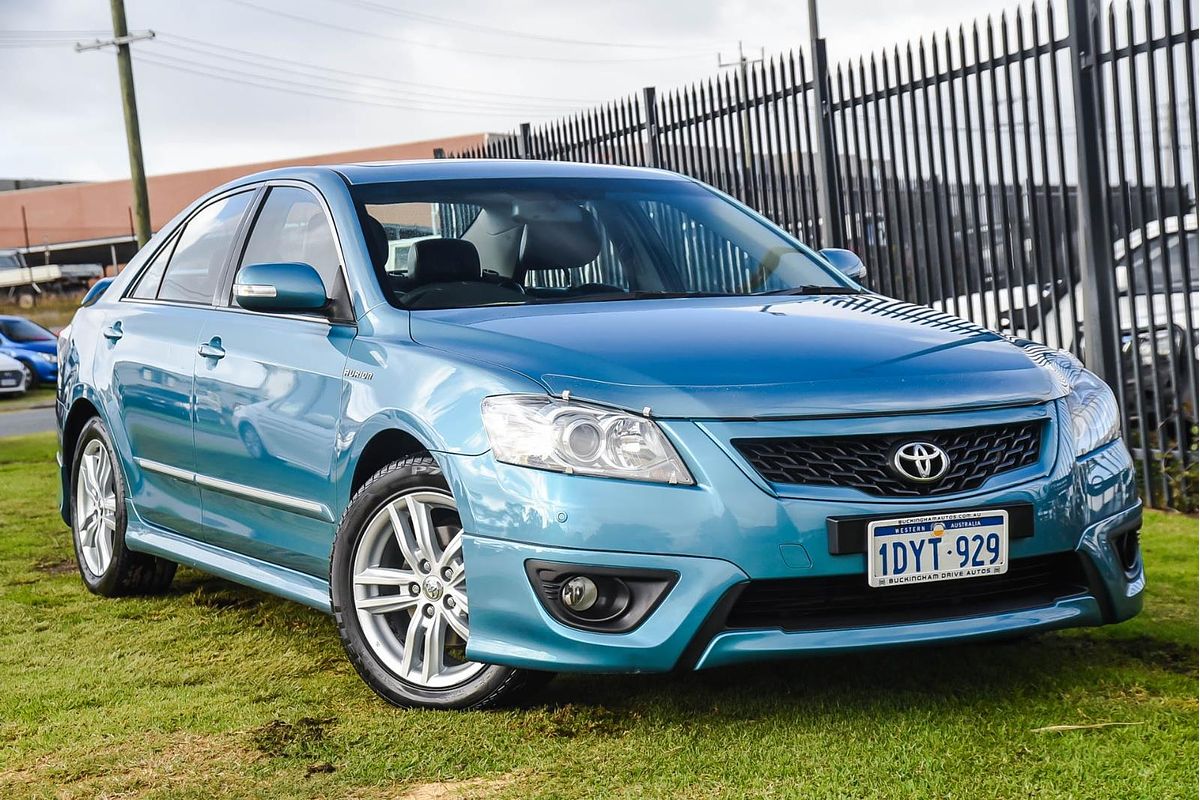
[450,403,1144,673]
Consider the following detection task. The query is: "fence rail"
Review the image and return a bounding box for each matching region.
[450,0,1199,510]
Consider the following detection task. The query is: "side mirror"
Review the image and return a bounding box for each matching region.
[820,247,867,283]
[233,262,329,313]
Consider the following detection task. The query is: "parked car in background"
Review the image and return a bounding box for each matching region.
[934,213,1198,445]
[0,250,103,308]
[0,315,59,388]
[57,161,1143,710]
[0,352,28,398]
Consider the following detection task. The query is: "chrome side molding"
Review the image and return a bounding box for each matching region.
[134,457,333,522]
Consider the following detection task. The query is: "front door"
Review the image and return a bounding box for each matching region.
[105,189,255,537]
[192,184,354,576]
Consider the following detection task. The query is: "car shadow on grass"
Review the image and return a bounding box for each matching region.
[156,569,1196,719]
[536,632,1197,723]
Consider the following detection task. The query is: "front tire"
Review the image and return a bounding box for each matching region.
[330,455,549,709]
[70,417,176,596]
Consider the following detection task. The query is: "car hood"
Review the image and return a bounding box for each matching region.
[409,294,1067,418]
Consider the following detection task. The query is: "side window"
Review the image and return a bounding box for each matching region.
[157,191,253,304]
[238,186,343,297]
[128,233,178,300]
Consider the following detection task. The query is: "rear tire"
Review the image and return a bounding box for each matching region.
[330,455,551,709]
[70,417,176,596]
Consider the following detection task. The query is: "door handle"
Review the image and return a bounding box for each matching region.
[102,322,123,342]
[197,339,226,360]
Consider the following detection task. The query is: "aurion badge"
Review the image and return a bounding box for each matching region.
[892,441,950,483]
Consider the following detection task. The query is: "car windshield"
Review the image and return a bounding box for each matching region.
[1121,230,1198,295]
[0,318,54,342]
[351,177,857,310]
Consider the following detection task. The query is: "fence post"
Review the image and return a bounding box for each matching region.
[809,36,844,248]
[641,86,662,168]
[517,123,533,158]
[1066,0,1120,388]
[431,147,445,159]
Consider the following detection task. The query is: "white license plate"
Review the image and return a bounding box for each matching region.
[867,509,1009,588]
[0,380,16,387]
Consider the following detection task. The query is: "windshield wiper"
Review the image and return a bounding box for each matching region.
[537,290,735,304]
[753,285,861,296]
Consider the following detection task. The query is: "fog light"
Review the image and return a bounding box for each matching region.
[560,576,598,612]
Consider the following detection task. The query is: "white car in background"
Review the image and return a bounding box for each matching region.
[0,352,28,397]
[935,214,1198,442]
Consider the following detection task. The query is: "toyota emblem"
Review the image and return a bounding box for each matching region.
[892,441,950,483]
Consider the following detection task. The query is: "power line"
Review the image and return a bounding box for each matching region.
[220,0,716,64]
[0,29,112,37]
[131,47,581,114]
[156,32,599,104]
[127,51,567,118]
[321,0,725,51]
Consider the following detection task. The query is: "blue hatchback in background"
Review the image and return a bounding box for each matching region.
[56,160,1143,710]
[0,315,58,387]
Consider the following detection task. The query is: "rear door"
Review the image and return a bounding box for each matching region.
[105,188,256,536]
[192,183,355,576]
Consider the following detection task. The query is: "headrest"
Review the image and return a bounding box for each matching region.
[362,214,388,271]
[406,238,482,284]
[518,212,602,272]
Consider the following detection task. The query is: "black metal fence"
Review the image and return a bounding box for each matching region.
[449,0,1199,510]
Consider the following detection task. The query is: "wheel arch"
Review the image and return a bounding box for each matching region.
[348,427,432,501]
[59,394,103,526]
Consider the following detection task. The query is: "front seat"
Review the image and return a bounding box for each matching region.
[406,238,483,285]
[399,238,523,309]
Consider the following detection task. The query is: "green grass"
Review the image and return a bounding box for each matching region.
[0,292,86,332]
[0,387,56,413]
[0,432,1195,799]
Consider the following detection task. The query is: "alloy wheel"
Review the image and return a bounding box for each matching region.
[350,489,484,689]
[75,438,117,576]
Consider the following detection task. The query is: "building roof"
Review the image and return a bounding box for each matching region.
[0,133,486,251]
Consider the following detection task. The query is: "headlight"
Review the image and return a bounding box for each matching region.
[1025,344,1120,457]
[35,352,57,364]
[481,395,693,485]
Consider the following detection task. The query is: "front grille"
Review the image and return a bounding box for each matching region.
[725,553,1089,632]
[0,370,21,384]
[733,421,1043,497]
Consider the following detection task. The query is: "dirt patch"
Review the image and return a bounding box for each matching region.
[251,716,336,758]
[344,772,525,800]
[32,557,76,575]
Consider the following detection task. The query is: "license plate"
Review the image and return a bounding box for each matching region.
[867,509,1008,588]
[0,379,16,387]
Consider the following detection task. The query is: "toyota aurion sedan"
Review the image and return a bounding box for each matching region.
[56,161,1143,709]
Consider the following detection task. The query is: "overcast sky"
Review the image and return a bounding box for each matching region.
[2,0,1015,182]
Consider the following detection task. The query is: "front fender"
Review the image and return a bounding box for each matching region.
[334,320,546,515]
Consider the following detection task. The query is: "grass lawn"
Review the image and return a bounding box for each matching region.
[0,432,1195,799]
[0,293,87,333]
[0,387,56,414]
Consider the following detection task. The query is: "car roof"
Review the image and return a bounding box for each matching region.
[1113,212,1198,261]
[230,159,690,189]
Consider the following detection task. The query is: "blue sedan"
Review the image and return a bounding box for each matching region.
[0,315,58,387]
[56,160,1143,709]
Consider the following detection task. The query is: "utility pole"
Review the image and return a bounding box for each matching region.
[807,0,844,247]
[76,2,154,247]
[718,41,764,197]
